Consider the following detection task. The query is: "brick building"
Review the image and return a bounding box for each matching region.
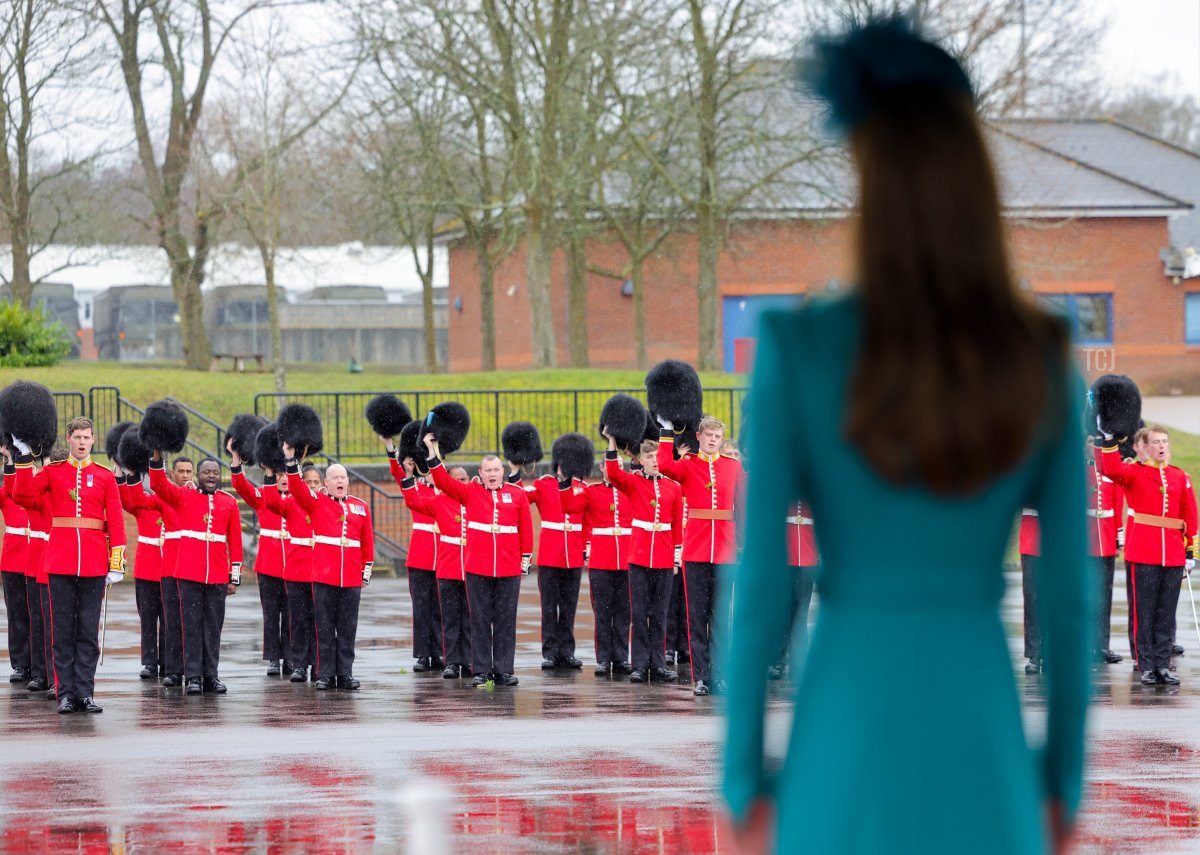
[444,119,1200,392]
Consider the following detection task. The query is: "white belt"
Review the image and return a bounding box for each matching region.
[440,535,464,546]
[260,529,283,540]
[138,535,164,547]
[5,527,27,536]
[1088,509,1115,519]
[1022,510,1038,517]
[468,521,518,535]
[412,523,437,534]
[785,516,814,526]
[163,532,182,541]
[314,535,361,548]
[591,527,632,536]
[540,521,577,532]
[632,519,671,533]
[180,530,227,544]
[287,537,314,547]
[28,531,48,542]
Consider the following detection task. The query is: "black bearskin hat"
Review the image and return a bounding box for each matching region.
[105,420,137,464]
[600,394,649,455]
[227,414,269,466]
[139,399,190,453]
[365,395,413,439]
[398,419,428,475]
[1088,375,1141,443]
[645,360,703,428]
[278,403,324,458]
[423,402,471,456]
[117,428,151,477]
[254,422,288,474]
[502,421,544,466]
[0,381,57,458]
[552,432,595,481]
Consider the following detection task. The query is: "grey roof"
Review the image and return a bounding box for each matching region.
[998,119,1200,246]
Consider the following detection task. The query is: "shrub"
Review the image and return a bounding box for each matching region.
[0,300,70,367]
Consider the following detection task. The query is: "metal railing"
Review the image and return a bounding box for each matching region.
[254,387,749,463]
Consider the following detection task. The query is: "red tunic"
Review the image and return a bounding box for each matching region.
[149,463,243,585]
[400,480,467,581]
[117,475,164,582]
[559,479,632,571]
[655,434,744,564]
[605,455,684,569]
[1018,510,1040,557]
[1086,461,1120,559]
[14,456,125,578]
[287,468,374,588]
[786,501,819,568]
[120,479,180,580]
[429,460,532,578]
[231,468,285,579]
[263,485,315,583]
[17,473,50,584]
[389,459,437,571]
[1095,445,1198,567]
[523,475,585,568]
[1,466,29,574]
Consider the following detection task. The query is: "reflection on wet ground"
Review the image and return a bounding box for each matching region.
[0,571,1196,852]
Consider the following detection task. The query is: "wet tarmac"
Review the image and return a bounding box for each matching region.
[0,570,1197,853]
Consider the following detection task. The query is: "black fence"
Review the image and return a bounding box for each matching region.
[254,388,749,463]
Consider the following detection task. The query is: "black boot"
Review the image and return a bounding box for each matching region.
[185,678,203,695]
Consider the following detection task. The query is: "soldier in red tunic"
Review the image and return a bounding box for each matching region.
[149,452,242,695]
[9,448,59,697]
[264,465,320,682]
[229,442,289,677]
[655,415,745,696]
[424,433,532,687]
[12,417,126,714]
[115,466,166,681]
[1095,425,1198,685]
[284,444,374,691]
[1087,455,1123,665]
[0,449,31,683]
[1018,508,1041,674]
[603,434,684,683]
[773,500,819,680]
[395,456,473,679]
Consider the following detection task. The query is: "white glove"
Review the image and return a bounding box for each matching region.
[656,415,674,431]
[10,435,30,455]
[362,562,373,586]
[230,563,242,586]
[1187,559,1196,573]
[583,543,591,564]
[1116,527,1125,549]
[105,570,123,585]
[674,545,683,570]
[520,554,532,576]
[1095,416,1113,442]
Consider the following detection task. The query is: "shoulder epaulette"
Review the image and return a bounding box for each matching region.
[90,460,111,472]
[48,458,67,466]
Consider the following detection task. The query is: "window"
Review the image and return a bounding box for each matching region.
[1035,293,1112,345]
[1186,293,1200,345]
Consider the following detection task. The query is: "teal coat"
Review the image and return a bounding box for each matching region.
[722,295,1092,853]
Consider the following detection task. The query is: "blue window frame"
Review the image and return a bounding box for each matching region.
[1186,293,1200,345]
[1034,293,1112,345]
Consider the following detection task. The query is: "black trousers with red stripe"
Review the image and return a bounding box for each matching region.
[257,574,287,663]
[629,564,672,670]
[286,580,313,670]
[135,578,163,669]
[313,582,361,681]
[47,574,104,700]
[2,570,30,673]
[178,579,227,681]
[683,561,726,683]
[24,576,45,682]
[589,569,630,666]
[159,577,184,676]
[465,573,521,677]
[1021,555,1040,662]
[666,570,688,653]
[777,567,817,667]
[538,565,582,661]
[437,578,471,669]
[408,565,443,662]
[1130,563,1184,672]
[1096,555,1116,652]
[37,583,51,684]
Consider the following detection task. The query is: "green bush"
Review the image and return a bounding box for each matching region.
[0,300,70,367]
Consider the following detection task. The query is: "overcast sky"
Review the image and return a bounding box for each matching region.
[1096,0,1200,96]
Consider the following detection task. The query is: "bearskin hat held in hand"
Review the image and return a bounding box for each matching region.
[645,360,703,428]
[254,422,288,474]
[0,381,58,458]
[552,432,595,481]
[600,394,648,455]
[1087,375,1141,443]
[502,421,543,466]
[424,402,471,456]
[105,420,137,465]
[398,419,428,475]
[118,428,151,477]
[139,400,190,453]
[366,395,413,439]
[278,403,324,458]
[227,414,269,466]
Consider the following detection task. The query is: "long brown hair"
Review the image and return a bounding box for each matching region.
[844,86,1069,494]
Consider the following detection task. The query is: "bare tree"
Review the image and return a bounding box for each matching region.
[0,0,103,306]
[1094,74,1200,154]
[95,0,269,370]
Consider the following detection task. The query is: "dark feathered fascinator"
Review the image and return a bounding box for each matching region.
[795,14,975,136]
